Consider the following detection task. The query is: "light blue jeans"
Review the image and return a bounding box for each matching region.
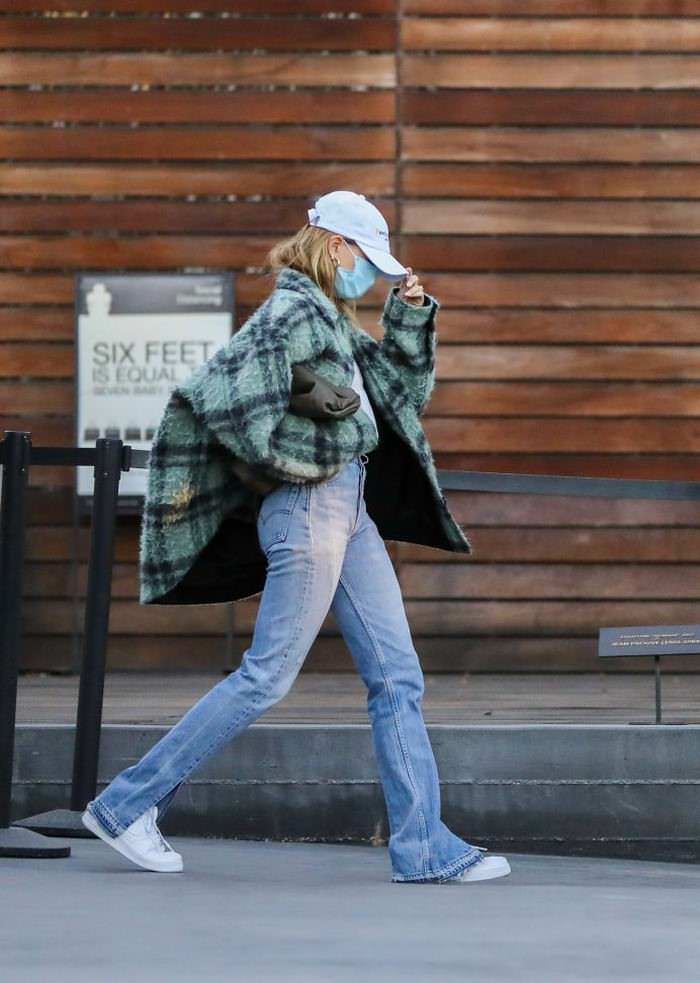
[87,453,484,882]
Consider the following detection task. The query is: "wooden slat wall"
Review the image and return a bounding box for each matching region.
[3,1,699,674]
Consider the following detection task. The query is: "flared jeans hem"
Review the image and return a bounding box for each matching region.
[390,846,485,884]
[86,797,128,839]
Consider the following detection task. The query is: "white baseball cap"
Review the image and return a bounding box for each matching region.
[307,190,408,279]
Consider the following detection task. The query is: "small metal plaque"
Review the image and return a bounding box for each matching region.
[599,624,700,658]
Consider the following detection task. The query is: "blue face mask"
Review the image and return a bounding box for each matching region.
[334,239,379,299]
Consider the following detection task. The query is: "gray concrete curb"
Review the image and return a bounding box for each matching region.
[11,723,700,862]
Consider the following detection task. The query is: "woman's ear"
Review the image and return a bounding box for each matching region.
[328,234,343,266]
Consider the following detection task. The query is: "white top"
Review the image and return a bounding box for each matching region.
[352,358,378,438]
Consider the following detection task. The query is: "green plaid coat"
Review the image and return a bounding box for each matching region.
[139,265,473,605]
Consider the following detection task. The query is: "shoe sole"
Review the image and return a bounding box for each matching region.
[81,808,183,873]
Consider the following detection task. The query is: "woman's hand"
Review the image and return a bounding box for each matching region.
[396,267,425,307]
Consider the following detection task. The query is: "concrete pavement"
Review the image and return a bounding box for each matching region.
[2,837,699,982]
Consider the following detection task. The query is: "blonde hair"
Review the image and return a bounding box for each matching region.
[265,224,362,330]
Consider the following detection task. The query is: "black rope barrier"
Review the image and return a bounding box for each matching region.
[437,469,700,502]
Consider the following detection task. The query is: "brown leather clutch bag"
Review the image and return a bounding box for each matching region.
[230,365,360,497]
[289,363,360,420]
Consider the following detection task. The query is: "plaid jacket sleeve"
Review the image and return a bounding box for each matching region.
[377,286,440,417]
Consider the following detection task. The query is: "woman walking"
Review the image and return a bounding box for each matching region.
[82,190,511,885]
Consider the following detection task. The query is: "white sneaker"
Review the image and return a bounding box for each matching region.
[82,805,184,873]
[447,855,511,883]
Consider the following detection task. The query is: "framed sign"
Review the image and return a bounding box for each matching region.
[75,272,234,513]
[599,625,700,659]
[598,624,700,723]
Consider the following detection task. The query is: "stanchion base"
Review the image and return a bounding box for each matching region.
[0,825,71,857]
[12,808,92,839]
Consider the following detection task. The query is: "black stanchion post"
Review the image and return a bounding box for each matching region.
[654,655,662,725]
[15,438,125,838]
[0,432,28,829]
[71,438,123,812]
[0,431,70,857]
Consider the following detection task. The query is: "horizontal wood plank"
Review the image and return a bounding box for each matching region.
[403,55,700,89]
[0,274,68,304]
[0,53,396,87]
[0,90,396,125]
[420,273,700,307]
[405,1,700,15]
[402,164,700,198]
[425,417,700,453]
[0,235,360,269]
[6,0,395,11]
[403,600,700,635]
[0,310,68,342]
[429,382,700,417]
[19,637,229,674]
[403,90,700,126]
[403,564,700,599]
[0,382,71,413]
[0,415,71,443]
[402,127,700,162]
[0,162,396,196]
[1,347,77,378]
[404,236,700,272]
[435,345,700,380]
[403,18,700,52]
[402,0,700,11]
[400,528,700,562]
[434,309,700,344]
[21,599,231,635]
[0,16,396,51]
[0,127,395,161]
[403,201,700,235]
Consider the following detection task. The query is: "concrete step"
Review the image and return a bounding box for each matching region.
[11,722,700,863]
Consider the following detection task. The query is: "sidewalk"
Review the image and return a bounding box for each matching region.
[2,839,699,982]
